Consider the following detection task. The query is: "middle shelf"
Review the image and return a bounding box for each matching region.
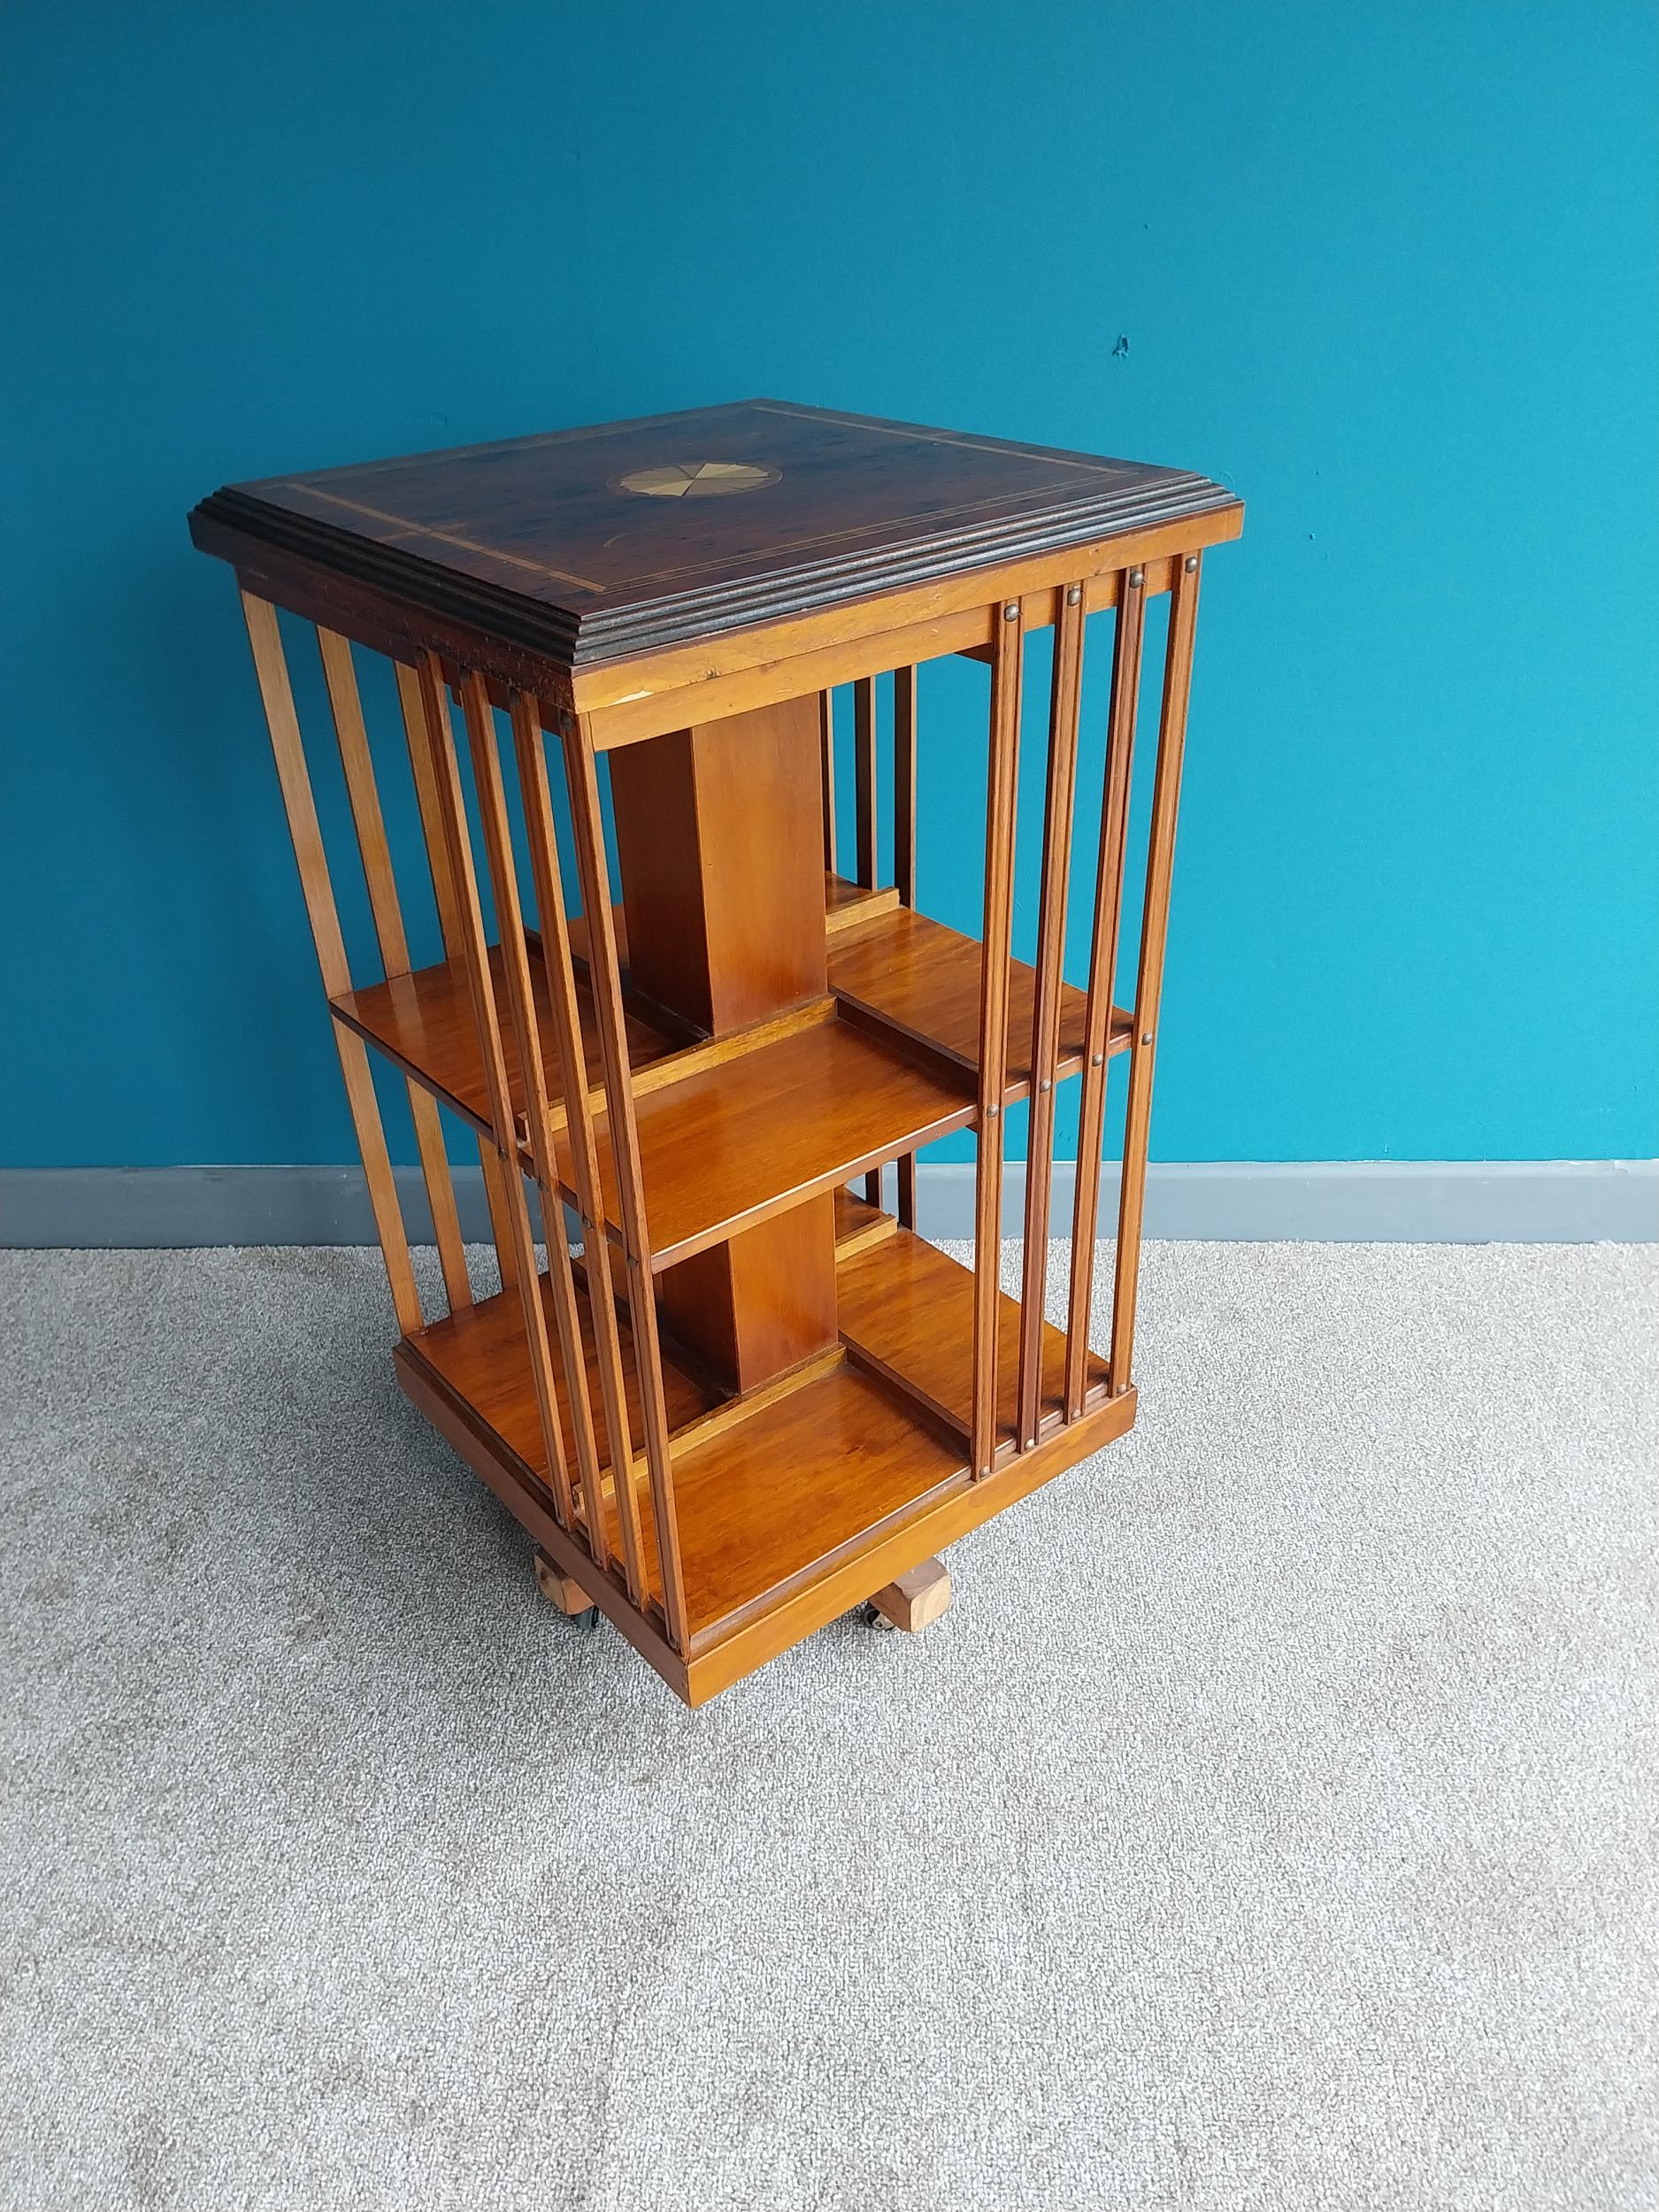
[333,888,1133,1268]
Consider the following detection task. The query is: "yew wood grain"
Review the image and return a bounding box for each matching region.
[551,1014,976,1271]
[1110,555,1202,1394]
[1017,584,1087,1448]
[838,1223,1107,1445]
[1064,566,1148,1416]
[239,592,423,1339]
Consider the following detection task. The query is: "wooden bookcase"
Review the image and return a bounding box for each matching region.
[189,399,1242,1705]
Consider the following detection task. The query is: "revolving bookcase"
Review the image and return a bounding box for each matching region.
[189,399,1242,1706]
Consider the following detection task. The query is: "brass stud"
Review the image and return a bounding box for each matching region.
[1127,568,1143,588]
[1003,601,1019,620]
[1141,1031,1153,1046]
[1065,586,1082,606]
[1090,1053,1104,1068]
[1039,1078,1051,1093]
[986,1102,1001,1118]
[1184,556,1199,572]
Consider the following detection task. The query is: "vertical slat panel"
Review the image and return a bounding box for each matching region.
[395,657,518,1294]
[511,694,645,1600]
[893,664,919,1231]
[818,689,837,875]
[565,715,691,1654]
[240,592,422,1338]
[319,629,471,1312]
[1110,554,1202,1393]
[460,672,610,1563]
[970,602,1024,1476]
[1063,566,1148,1416]
[1016,584,1087,1446]
[412,653,577,1532]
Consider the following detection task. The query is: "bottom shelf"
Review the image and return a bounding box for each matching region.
[837,1223,1110,1443]
[397,1216,1118,1669]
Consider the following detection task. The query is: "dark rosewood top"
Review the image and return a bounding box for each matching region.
[189,398,1238,671]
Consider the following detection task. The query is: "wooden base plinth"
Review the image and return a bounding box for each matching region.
[534,1549,594,1615]
[869,1556,952,1632]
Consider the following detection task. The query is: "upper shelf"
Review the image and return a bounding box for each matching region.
[188,396,1241,672]
[826,889,1131,1094]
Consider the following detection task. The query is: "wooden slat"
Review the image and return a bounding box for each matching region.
[319,627,471,1313]
[510,690,649,1598]
[239,592,421,1338]
[1064,566,1148,1417]
[1016,583,1087,1448]
[478,1145,520,1292]
[565,715,691,1652]
[412,653,576,1531]
[462,672,610,1559]
[395,655,518,1293]
[893,664,918,908]
[818,689,836,873]
[971,602,1024,1477]
[852,674,878,888]
[893,664,919,1232]
[1110,555,1202,1393]
[851,680,883,1219]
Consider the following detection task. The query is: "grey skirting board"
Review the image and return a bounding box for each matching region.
[3,1159,1654,1248]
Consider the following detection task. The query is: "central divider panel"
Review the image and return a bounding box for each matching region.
[607,694,840,1394]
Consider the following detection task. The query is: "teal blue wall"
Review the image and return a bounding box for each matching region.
[4,1,1655,1170]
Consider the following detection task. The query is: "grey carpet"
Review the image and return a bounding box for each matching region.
[2,1240,1655,2212]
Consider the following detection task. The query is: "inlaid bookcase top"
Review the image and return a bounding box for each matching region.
[190,397,1242,1706]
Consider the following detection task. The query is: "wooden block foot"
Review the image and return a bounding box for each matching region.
[867,1556,952,1632]
[534,1549,594,1616]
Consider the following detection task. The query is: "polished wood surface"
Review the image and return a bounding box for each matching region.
[838,1220,1107,1445]
[510,690,648,1593]
[204,403,1237,1709]
[657,1187,838,1393]
[240,593,423,1340]
[609,695,828,1035]
[827,902,1129,1098]
[417,655,580,1535]
[1064,563,1148,1415]
[573,539,1203,738]
[318,626,472,1315]
[1018,583,1087,1447]
[826,873,899,933]
[331,940,674,1143]
[193,398,1239,672]
[833,1186,897,1260]
[555,1010,975,1271]
[403,1273,956,1643]
[971,603,1024,1476]
[404,1265,714,1490]
[1110,555,1202,1394]
[565,713,691,1646]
